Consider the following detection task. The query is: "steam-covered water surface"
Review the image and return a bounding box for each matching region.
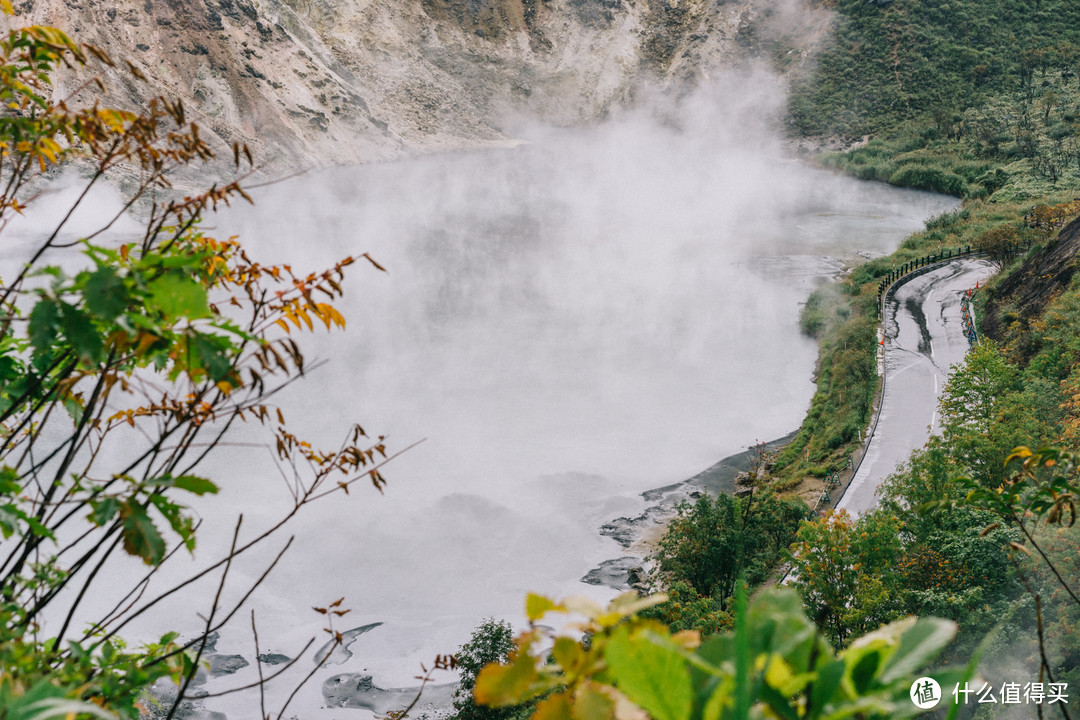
[1,86,954,716]
[172,101,958,714]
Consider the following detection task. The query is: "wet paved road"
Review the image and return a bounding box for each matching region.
[836,258,997,516]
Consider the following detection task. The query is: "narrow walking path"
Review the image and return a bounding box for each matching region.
[835,258,997,516]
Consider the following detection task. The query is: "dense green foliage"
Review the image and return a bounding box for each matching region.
[769,1,1080,688]
[652,493,805,606]
[634,1,1080,707]
[637,492,803,643]
[772,192,1075,488]
[786,244,1080,688]
[636,581,732,637]
[964,446,1080,690]
[789,0,1080,140]
[791,0,1080,202]
[474,588,966,720]
[583,1,1080,715]
[790,463,1022,656]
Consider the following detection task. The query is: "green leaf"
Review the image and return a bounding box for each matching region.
[877,618,957,684]
[0,466,19,495]
[89,497,120,526]
[62,395,84,424]
[25,515,54,540]
[119,501,166,565]
[0,503,21,539]
[474,640,548,707]
[807,659,846,720]
[849,648,882,695]
[148,494,196,552]
[757,681,801,720]
[604,626,693,720]
[147,273,210,319]
[702,677,734,720]
[189,332,233,381]
[552,636,584,674]
[173,475,218,495]
[84,266,129,320]
[0,353,21,385]
[531,693,574,720]
[59,302,103,364]
[147,474,219,496]
[573,685,615,720]
[733,582,753,720]
[28,297,59,357]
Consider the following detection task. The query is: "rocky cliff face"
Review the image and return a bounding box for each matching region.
[15,0,830,170]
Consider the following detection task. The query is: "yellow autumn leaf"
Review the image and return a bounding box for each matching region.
[525,593,559,622]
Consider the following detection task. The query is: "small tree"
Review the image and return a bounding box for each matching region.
[973,225,1020,267]
[653,492,804,607]
[939,341,1019,485]
[788,510,902,647]
[452,619,517,720]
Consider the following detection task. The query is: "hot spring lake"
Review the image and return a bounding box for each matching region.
[48,117,958,716]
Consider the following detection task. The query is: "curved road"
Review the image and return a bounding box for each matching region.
[836,258,997,516]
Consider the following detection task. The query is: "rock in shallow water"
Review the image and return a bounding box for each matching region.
[322,673,456,714]
[257,652,292,665]
[313,621,384,665]
[581,556,643,590]
[209,654,249,676]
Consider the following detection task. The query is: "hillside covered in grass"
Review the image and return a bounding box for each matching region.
[789,0,1080,201]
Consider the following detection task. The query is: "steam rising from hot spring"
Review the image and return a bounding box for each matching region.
[56,72,955,715]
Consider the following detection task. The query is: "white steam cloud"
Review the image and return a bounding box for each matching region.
[10,70,956,717]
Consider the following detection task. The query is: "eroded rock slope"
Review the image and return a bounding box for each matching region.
[14,0,830,169]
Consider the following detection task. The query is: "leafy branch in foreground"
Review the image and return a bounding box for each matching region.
[0,17,392,720]
[964,446,1080,610]
[474,588,962,720]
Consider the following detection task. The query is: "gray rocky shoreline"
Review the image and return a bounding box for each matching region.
[582,430,798,592]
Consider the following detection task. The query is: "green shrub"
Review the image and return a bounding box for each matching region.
[653,493,806,604]
[453,620,525,720]
[925,207,971,230]
[889,164,968,196]
[975,168,1009,194]
[799,291,828,337]
[637,581,733,637]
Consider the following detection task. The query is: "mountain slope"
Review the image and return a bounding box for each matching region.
[19,0,829,170]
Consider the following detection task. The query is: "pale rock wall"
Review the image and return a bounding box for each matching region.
[9,0,831,170]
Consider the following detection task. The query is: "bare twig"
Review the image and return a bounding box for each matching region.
[253,610,269,720]
[165,516,243,720]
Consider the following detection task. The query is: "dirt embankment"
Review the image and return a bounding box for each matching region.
[981,217,1080,349]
